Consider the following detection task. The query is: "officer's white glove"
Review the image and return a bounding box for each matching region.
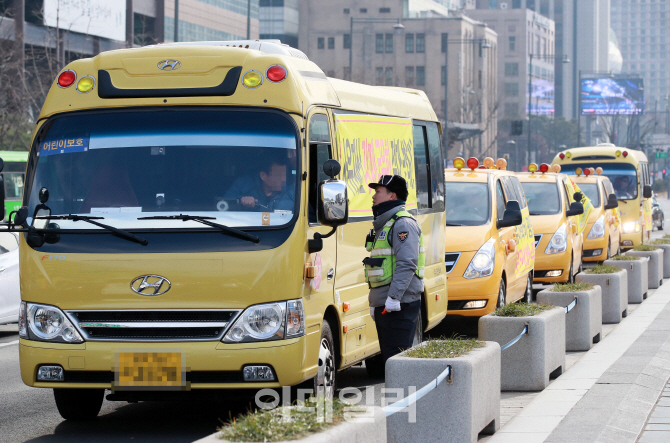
[385,296,401,312]
[370,307,375,321]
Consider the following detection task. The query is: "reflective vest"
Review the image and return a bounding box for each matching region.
[364,210,425,288]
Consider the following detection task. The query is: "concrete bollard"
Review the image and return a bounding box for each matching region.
[577,270,628,323]
[604,257,648,303]
[536,286,602,351]
[626,249,663,289]
[648,242,670,278]
[479,307,565,391]
[385,342,501,443]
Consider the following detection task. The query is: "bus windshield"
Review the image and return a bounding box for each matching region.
[26,109,299,230]
[578,183,601,207]
[445,182,490,226]
[559,163,638,200]
[521,182,561,215]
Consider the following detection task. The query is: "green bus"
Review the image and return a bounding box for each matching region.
[0,151,28,220]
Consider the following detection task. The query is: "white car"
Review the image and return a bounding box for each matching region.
[0,231,19,325]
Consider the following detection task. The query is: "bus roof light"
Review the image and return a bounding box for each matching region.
[266,65,287,82]
[551,164,561,173]
[565,151,572,158]
[575,168,583,176]
[528,163,538,173]
[596,167,603,175]
[539,163,550,174]
[453,157,465,170]
[242,70,263,89]
[483,157,495,169]
[57,70,76,88]
[623,151,629,158]
[584,168,591,176]
[466,157,479,171]
[615,150,622,157]
[496,158,507,170]
[559,153,565,160]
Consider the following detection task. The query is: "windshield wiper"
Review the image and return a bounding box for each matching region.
[40,215,148,245]
[618,199,628,204]
[446,222,464,226]
[137,214,260,244]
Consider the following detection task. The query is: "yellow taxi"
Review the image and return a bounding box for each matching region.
[570,167,622,261]
[517,164,585,285]
[445,157,535,317]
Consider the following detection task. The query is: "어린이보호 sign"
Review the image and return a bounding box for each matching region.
[335,115,417,217]
[515,207,535,278]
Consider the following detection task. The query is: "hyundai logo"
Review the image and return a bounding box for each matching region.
[157,60,181,71]
[131,275,171,296]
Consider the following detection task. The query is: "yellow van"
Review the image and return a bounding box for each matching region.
[0,41,448,419]
[552,144,653,249]
[570,168,622,261]
[517,164,585,285]
[444,157,534,317]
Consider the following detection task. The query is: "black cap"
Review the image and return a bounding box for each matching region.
[368,175,408,196]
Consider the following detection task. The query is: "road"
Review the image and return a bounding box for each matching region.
[2,198,668,443]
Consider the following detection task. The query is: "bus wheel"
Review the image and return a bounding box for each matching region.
[496,279,506,308]
[53,388,104,420]
[568,257,574,284]
[314,320,336,399]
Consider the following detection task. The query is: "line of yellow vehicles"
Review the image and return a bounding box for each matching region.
[0,41,657,419]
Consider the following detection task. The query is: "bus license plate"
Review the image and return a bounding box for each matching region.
[116,352,183,388]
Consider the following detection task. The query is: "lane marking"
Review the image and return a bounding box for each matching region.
[0,340,19,348]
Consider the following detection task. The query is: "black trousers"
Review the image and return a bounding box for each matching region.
[373,300,421,364]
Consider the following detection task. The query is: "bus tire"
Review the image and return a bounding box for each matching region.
[496,278,506,308]
[53,388,104,420]
[314,319,336,399]
[523,272,533,303]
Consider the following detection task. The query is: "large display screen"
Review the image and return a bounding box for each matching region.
[580,78,645,115]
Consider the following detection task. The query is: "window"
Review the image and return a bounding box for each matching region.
[413,125,430,210]
[426,123,445,211]
[375,67,384,85]
[496,181,507,221]
[343,34,351,49]
[343,8,350,13]
[441,66,446,86]
[505,62,519,76]
[379,7,391,13]
[376,34,384,53]
[385,67,393,86]
[441,33,448,53]
[385,34,393,53]
[406,66,415,86]
[360,8,367,13]
[509,36,516,51]
[317,38,324,49]
[504,103,519,116]
[505,82,519,97]
[328,37,334,50]
[405,33,415,53]
[416,34,425,53]
[416,66,425,86]
[308,114,332,224]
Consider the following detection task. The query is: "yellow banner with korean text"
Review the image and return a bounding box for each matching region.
[644,199,652,231]
[335,115,417,217]
[566,178,594,235]
[515,207,535,278]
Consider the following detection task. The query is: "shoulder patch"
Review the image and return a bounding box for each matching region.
[397,231,409,243]
[378,230,388,241]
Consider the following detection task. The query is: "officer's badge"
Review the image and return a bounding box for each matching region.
[398,231,409,243]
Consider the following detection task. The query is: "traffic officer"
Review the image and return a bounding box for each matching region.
[364,174,425,366]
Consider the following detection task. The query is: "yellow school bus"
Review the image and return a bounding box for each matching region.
[570,168,622,261]
[517,164,585,285]
[552,144,652,249]
[1,41,448,419]
[445,157,534,317]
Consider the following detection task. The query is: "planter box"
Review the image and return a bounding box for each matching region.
[479,307,565,391]
[536,286,602,351]
[576,271,628,324]
[194,406,386,443]
[604,258,648,303]
[385,341,500,443]
[626,249,663,289]
[651,243,670,279]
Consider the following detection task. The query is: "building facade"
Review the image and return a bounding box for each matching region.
[259,0,298,48]
[299,0,499,159]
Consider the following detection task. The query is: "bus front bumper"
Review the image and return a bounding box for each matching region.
[20,335,314,390]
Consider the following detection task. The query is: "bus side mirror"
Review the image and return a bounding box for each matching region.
[309,160,348,254]
[566,201,584,217]
[604,193,619,210]
[498,200,522,229]
[11,206,28,227]
[643,184,652,199]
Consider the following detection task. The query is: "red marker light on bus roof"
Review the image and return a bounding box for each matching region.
[266,65,287,82]
[57,70,76,88]
[467,157,479,170]
[559,153,565,160]
[539,163,549,173]
[622,151,629,158]
[584,168,591,176]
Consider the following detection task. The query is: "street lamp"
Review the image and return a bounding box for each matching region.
[348,18,404,82]
[528,54,570,165]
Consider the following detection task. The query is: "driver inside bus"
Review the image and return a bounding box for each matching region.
[223,155,295,212]
[614,176,634,199]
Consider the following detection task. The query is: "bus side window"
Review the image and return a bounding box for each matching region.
[496,180,507,222]
[426,123,445,211]
[413,125,431,211]
[501,176,519,203]
[561,182,571,210]
[308,114,332,224]
[510,176,527,209]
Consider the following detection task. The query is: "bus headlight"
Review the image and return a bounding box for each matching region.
[464,239,495,279]
[545,224,567,254]
[622,222,640,233]
[223,299,305,343]
[26,303,83,343]
[587,215,605,239]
